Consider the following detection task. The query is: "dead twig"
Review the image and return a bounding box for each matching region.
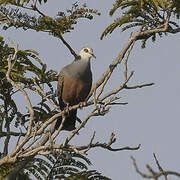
[74,134,140,152]
[124,35,135,81]
[131,155,180,179]
[124,83,155,89]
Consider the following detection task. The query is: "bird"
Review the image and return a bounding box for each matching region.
[55,47,96,131]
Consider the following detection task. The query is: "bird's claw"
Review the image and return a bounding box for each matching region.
[78,101,87,109]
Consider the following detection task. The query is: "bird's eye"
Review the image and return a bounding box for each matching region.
[84,48,88,53]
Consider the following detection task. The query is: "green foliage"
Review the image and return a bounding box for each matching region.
[26,88,58,125]
[0,36,57,129]
[101,0,180,39]
[0,0,100,137]
[67,170,111,180]
[0,0,29,6]
[0,152,110,179]
[38,0,48,4]
[24,152,110,180]
[0,162,14,179]
[0,162,31,179]
[0,2,100,37]
[0,0,48,6]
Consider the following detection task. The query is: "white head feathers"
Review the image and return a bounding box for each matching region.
[79,47,96,60]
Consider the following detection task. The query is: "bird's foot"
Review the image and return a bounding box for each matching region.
[64,103,70,114]
[78,101,87,109]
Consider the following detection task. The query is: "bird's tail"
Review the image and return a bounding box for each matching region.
[55,109,77,131]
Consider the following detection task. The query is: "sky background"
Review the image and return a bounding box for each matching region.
[1,0,180,179]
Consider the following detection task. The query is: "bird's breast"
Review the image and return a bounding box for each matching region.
[62,74,92,105]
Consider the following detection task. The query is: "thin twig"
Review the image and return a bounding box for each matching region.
[124,37,135,81]
[3,40,35,163]
[153,153,168,180]
[0,131,26,138]
[99,71,134,102]
[63,109,97,147]
[75,138,140,152]
[33,78,60,110]
[52,116,66,140]
[124,83,155,89]
[131,155,180,179]
[83,131,96,154]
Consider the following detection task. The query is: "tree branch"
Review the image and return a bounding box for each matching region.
[59,35,79,59]
[0,131,26,138]
[131,155,180,179]
[124,83,155,89]
[88,14,172,100]
[75,133,141,153]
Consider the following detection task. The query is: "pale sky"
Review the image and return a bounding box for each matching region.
[1,0,180,179]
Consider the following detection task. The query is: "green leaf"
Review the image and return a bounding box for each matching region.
[101,0,180,42]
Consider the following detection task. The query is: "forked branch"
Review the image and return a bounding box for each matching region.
[131,154,180,179]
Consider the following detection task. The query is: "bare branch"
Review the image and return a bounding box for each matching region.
[131,156,153,179]
[81,143,141,152]
[33,78,60,110]
[63,110,96,147]
[131,155,180,179]
[52,116,66,140]
[59,35,79,59]
[3,132,10,156]
[124,83,155,89]
[153,153,168,180]
[88,14,172,100]
[31,3,45,17]
[88,34,137,99]
[3,105,11,156]
[0,40,35,165]
[74,133,141,152]
[99,71,134,102]
[96,73,111,100]
[124,35,135,81]
[6,41,34,137]
[168,27,180,34]
[83,131,96,154]
[0,131,26,138]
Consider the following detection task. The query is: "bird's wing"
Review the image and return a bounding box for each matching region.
[56,70,77,131]
[57,71,65,110]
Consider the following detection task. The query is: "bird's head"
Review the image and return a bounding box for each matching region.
[79,47,96,60]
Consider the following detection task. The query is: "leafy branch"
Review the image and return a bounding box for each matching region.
[0,2,100,58]
[101,0,180,47]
